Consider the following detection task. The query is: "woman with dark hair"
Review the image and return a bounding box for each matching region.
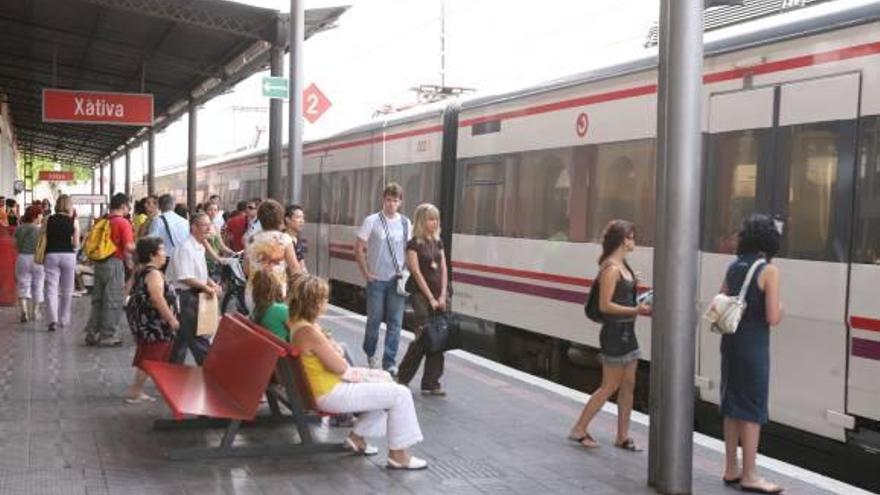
[719,214,783,494]
[243,199,302,310]
[124,236,179,404]
[14,206,45,322]
[569,219,650,451]
[284,204,308,273]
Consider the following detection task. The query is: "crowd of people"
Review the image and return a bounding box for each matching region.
[4,183,785,488]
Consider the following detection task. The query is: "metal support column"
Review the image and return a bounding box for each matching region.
[267,15,287,203]
[109,156,116,197]
[648,0,672,488]
[124,146,131,197]
[287,0,304,203]
[91,168,96,218]
[187,102,198,213]
[148,130,156,196]
[650,1,704,493]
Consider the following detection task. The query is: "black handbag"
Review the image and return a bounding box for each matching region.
[423,312,460,354]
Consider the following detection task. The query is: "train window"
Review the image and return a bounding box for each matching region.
[515,150,574,240]
[587,139,656,244]
[472,120,501,136]
[703,130,762,254]
[854,116,880,264]
[332,172,356,225]
[301,174,321,223]
[457,161,507,236]
[778,123,848,261]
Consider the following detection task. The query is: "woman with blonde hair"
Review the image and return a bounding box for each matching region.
[244,199,302,310]
[43,194,80,332]
[251,269,289,341]
[396,203,449,395]
[288,274,428,470]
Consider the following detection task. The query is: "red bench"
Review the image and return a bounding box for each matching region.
[143,315,342,459]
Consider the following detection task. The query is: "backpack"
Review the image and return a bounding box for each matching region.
[84,216,117,261]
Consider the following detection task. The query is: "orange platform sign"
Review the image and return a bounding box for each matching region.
[39,171,75,181]
[42,89,153,126]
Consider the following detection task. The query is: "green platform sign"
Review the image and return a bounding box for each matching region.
[262,77,289,99]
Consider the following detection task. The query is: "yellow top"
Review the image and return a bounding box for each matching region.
[290,322,341,398]
[300,353,341,398]
[132,213,147,235]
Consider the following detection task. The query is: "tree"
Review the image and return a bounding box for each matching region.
[17,156,92,200]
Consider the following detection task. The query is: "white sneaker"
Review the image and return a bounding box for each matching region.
[387,455,428,470]
[368,356,380,369]
[386,365,399,377]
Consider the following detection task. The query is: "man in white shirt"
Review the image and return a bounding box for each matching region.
[167,213,220,364]
[355,183,411,375]
[147,194,190,259]
[244,197,262,244]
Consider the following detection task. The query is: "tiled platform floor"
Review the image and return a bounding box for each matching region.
[0,299,864,494]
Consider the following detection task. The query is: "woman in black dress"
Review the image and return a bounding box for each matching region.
[569,219,650,451]
[719,215,783,494]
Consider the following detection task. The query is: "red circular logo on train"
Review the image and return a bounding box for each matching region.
[576,112,589,137]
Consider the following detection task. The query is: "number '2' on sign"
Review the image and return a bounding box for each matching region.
[303,83,331,123]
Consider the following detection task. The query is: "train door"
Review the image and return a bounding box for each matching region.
[314,153,332,279]
[700,73,860,441]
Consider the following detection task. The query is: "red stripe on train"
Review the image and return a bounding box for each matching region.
[451,260,591,287]
[850,316,880,333]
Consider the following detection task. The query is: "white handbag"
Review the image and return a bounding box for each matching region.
[378,212,410,297]
[703,259,765,335]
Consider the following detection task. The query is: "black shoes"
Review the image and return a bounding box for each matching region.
[48,323,57,332]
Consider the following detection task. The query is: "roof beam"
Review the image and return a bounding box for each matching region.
[70,0,276,40]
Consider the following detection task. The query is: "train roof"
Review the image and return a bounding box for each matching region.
[304,0,880,145]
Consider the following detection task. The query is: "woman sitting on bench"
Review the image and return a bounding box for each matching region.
[288,274,428,470]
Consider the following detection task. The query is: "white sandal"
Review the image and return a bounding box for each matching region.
[343,436,378,456]
[387,455,428,470]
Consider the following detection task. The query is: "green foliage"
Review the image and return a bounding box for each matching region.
[17,156,92,189]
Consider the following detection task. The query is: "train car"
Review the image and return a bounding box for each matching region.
[135,0,880,457]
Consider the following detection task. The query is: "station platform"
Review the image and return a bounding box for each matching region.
[0,299,868,495]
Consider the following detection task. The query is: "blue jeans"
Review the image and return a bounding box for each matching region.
[363,279,406,370]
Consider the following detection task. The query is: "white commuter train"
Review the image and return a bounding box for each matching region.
[135,1,880,453]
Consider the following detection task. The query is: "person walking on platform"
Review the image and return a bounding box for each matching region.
[124,237,179,404]
[396,203,448,395]
[244,197,263,244]
[135,195,158,239]
[44,195,81,333]
[569,219,650,451]
[167,213,219,365]
[284,204,308,273]
[14,205,45,322]
[203,202,236,283]
[208,194,225,231]
[224,201,249,252]
[355,183,411,375]
[288,274,428,470]
[83,193,133,346]
[718,215,783,494]
[147,194,189,259]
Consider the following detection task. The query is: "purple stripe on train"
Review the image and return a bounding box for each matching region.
[852,338,880,361]
[452,271,587,305]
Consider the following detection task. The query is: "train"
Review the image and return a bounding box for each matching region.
[134,0,880,469]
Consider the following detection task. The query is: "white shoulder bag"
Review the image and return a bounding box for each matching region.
[703,259,766,335]
[377,212,410,296]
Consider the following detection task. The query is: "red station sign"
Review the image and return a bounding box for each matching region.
[39,171,75,181]
[42,88,154,126]
[302,83,331,124]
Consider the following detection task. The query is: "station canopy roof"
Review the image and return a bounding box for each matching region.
[0,0,348,168]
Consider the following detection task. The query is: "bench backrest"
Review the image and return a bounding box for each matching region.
[203,316,286,417]
[230,314,321,412]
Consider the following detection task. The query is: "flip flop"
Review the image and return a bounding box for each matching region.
[570,433,599,448]
[722,477,740,486]
[739,484,783,494]
[614,437,643,452]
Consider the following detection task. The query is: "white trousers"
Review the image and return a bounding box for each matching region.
[316,382,423,450]
[15,254,44,301]
[44,253,76,326]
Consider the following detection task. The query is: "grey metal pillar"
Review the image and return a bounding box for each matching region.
[124,146,131,197]
[91,167,96,217]
[650,1,704,493]
[187,102,197,213]
[99,161,105,198]
[649,0,672,488]
[267,15,286,203]
[109,156,116,196]
[288,0,304,203]
[148,130,156,196]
